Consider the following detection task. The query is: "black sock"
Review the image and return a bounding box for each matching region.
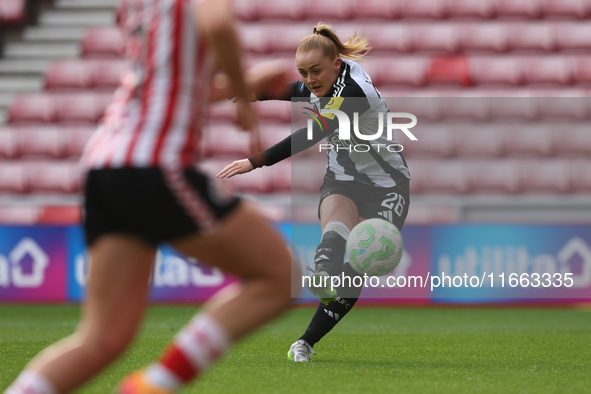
[300,264,363,347]
[313,230,347,275]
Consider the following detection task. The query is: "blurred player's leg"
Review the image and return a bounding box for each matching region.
[120,203,296,392]
[6,235,156,394]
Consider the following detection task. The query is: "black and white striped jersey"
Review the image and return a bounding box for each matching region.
[250,58,411,189]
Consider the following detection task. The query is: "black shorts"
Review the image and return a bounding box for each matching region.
[319,175,410,230]
[83,167,241,247]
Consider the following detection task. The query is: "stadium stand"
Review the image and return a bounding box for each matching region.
[1,0,591,224]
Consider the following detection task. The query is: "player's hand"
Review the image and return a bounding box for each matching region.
[217,158,254,178]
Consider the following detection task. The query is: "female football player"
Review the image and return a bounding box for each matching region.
[5,1,297,393]
[218,23,411,362]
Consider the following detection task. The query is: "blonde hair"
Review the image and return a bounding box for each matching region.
[296,22,371,61]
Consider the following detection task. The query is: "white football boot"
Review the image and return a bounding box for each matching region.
[287,339,316,362]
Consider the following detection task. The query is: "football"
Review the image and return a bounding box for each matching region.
[346,218,404,277]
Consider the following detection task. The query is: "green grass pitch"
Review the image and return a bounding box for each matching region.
[1,305,590,393]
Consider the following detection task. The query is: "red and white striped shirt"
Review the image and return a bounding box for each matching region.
[82,0,212,170]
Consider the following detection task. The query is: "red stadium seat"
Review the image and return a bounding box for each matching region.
[541,0,591,19]
[507,23,555,52]
[80,27,125,58]
[37,206,81,224]
[377,57,428,87]
[54,94,110,124]
[427,57,471,86]
[201,123,252,158]
[260,123,290,149]
[302,0,354,20]
[459,24,509,53]
[265,24,309,54]
[290,158,325,193]
[446,0,496,19]
[572,57,591,84]
[399,0,447,19]
[0,206,39,224]
[64,127,96,157]
[568,159,591,194]
[240,25,271,54]
[254,100,291,123]
[17,127,67,158]
[439,96,490,121]
[269,160,291,193]
[555,23,591,52]
[487,97,538,121]
[454,126,505,157]
[494,0,543,19]
[556,125,591,156]
[520,57,573,86]
[208,100,238,123]
[408,159,469,194]
[0,161,28,193]
[385,97,443,121]
[501,125,555,157]
[0,128,18,158]
[366,25,412,53]
[400,125,455,158]
[410,25,460,54]
[537,96,590,121]
[351,0,399,20]
[465,159,521,194]
[469,57,523,86]
[234,0,258,21]
[8,94,56,124]
[0,0,27,26]
[92,59,127,90]
[44,61,93,91]
[518,159,571,194]
[256,0,304,20]
[26,161,81,194]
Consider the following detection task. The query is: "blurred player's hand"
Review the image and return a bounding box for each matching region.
[217,158,254,178]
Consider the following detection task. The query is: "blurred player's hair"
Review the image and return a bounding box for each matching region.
[297,22,371,61]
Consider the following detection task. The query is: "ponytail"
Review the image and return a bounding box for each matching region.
[297,22,371,61]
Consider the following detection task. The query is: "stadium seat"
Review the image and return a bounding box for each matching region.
[0,0,27,26]
[44,61,93,91]
[400,125,456,158]
[376,57,428,87]
[494,0,543,19]
[468,57,523,86]
[240,25,271,54]
[269,160,291,192]
[427,57,471,86]
[518,159,571,194]
[487,97,538,121]
[80,27,125,58]
[290,158,325,193]
[408,159,469,194]
[0,161,27,193]
[0,206,39,224]
[385,97,443,121]
[555,23,591,52]
[265,24,309,54]
[256,0,304,20]
[410,25,460,54]
[234,0,258,21]
[92,59,127,90]
[572,56,591,84]
[0,128,18,158]
[8,94,56,124]
[260,123,290,149]
[366,25,412,53]
[501,125,555,157]
[302,0,354,20]
[520,57,573,85]
[208,100,238,123]
[351,0,399,20]
[459,23,509,53]
[398,0,447,19]
[37,206,81,224]
[439,96,490,121]
[454,126,505,157]
[465,159,521,194]
[17,127,67,158]
[25,161,81,194]
[201,122,252,158]
[254,100,291,123]
[507,23,555,52]
[64,127,96,157]
[537,96,590,121]
[541,0,591,19]
[54,94,111,124]
[568,159,591,194]
[446,0,496,19]
[557,125,591,156]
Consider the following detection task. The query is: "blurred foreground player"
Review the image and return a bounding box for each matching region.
[5,0,297,393]
[218,23,411,362]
